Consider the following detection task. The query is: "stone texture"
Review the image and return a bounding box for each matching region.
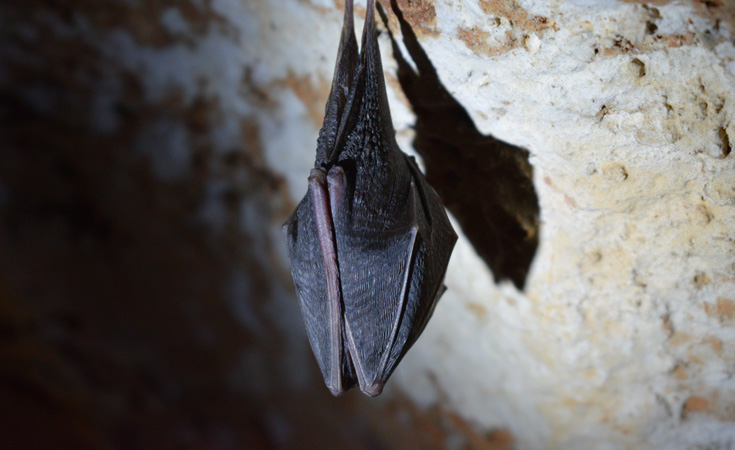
[0,0,733,449]
[380,1,735,449]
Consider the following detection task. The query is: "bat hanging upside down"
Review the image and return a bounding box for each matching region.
[283,0,457,397]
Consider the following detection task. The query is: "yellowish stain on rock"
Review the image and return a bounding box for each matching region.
[455,0,558,56]
[703,297,735,324]
[378,0,438,37]
[683,395,713,415]
[457,27,500,57]
[705,336,723,355]
[672,364,688,380]
[479,0,558,33]
[688,353,704,365]
[669,331,692,347]
[466,302,488,319]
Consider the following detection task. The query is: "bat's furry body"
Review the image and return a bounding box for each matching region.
[283,0,456,397]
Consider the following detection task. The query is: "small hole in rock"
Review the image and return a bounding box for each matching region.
[631,58,646,77]
[719,127,731,157]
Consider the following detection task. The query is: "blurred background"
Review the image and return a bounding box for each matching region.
[0,0,515,448]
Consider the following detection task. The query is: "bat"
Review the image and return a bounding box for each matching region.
[283,0,457,397]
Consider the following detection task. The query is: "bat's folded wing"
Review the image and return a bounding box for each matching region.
[402,155,458,347]
[335,217,417,396]
[283,192,356,395]
[335,158,456,395]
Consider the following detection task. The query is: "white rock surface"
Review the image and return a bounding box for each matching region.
[246,0,735,448]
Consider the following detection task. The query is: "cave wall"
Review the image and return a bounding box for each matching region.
[1,0,734,449]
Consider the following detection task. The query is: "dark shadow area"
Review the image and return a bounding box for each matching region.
[379,0,540,289]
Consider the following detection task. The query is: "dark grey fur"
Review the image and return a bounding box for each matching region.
[283,0,456,397]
